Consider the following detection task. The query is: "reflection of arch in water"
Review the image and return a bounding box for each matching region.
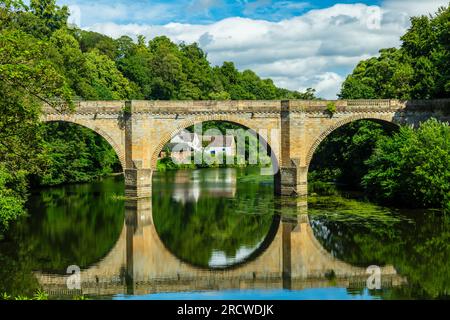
[27,176,126,276]
[151,168,279,270]
[155,213,281,271]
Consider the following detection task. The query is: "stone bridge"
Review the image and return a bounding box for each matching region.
[35,200,406,297]
[42,99,450,197]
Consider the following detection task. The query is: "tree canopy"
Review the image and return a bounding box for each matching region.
[340,5,450,100]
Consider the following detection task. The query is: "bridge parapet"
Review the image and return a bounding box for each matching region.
[42,100,127,115]
[41,99,450,115]
[130,100,282,114]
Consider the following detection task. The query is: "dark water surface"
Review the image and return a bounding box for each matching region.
[0,168,448,300]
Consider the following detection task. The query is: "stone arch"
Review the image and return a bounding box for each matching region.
[305,114,399,170]
[42,117,126,171]
[150,114,280,170]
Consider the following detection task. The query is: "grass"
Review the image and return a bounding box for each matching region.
[1,290,89,301]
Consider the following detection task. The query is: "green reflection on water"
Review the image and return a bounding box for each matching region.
[10,176,124,268]
[1,175,125,295]
[308,183,450,299]
[152,168,276,268]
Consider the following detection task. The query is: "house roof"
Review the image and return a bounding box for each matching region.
[169,133,235,148]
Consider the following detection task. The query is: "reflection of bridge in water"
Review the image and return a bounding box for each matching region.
[35,197,407,297]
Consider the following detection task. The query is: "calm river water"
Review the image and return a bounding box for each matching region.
[0,168,448,300]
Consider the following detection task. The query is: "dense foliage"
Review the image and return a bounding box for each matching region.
[0,1,73,235]
[340,6,450,100]
[31,122,122,186]
[309,120,396,187]
[363,119,450,210]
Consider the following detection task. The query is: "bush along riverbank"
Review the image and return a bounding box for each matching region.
[309,119,450,211]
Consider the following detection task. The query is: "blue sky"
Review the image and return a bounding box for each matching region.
[57,0,449,98]
[59,0,382,25]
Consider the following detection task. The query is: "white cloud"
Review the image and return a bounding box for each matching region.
[310,72,345,99]
[383,0,449,17]
[85,2,448,99]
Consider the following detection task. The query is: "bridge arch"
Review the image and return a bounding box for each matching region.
[42,118,126,171]
[150,114,280,171]
[305,114,399,170]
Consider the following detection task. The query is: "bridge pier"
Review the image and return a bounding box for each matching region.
[276,166,308,196]
[124,169,153,198]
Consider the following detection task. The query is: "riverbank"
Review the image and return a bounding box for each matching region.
[156,155,271,172]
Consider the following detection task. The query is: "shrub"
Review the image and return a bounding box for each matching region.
[326,102,337,116]
[363,118,450,209]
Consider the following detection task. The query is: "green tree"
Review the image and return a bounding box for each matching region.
[0,28,72,234]
[309,120,394,187]
[84,49,138,100]
[340,48,414,100]
[340,4,450,100]
[148,36,184,99]
[76,30,118,59]
[32,122,122,187]
[363,119,450,209]
[0,165,26,236]
[28,0,69,36]
[48,29,95,99]
[116,37,152,99]
[178,42,215,99]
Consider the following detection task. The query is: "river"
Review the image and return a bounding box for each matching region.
[0,168,448,300]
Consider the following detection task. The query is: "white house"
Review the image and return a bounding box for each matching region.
[159,131,237,163]
[203,135,236,158]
